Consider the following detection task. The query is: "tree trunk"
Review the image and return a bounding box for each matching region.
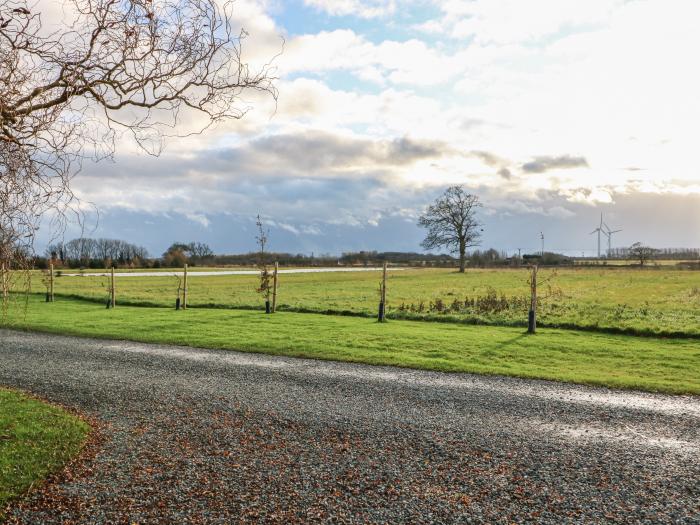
[459,245,466,273]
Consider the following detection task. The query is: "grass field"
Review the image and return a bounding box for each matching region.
[26,267,700,337]
[0,389,89,514]
[3,296,700,395]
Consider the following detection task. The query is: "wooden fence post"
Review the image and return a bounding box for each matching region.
[110,266,116,308]
[378,261,387,322]
[528,265,537,333]
[382,261,387,308]
[272,261,278,313]
[183,264,188,310]
[49,262,54,302]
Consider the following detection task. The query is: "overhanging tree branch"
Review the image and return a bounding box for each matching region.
[0,0,278,302]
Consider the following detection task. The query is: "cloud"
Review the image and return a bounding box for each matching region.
[272,78,448,140]
[282,30,468,85]
[546,206,576,219]
[218,130,450,177]
[300,224,323,235]
[522,155,589,174]
[498,168,512,180]
[562,187,614,205]
[271,221,301,235]
[302,0,396,18]
[470,150,504,167]
[490,198,573,218]
[71,128,453,230]
[422,0,619,43]
[184,212,212,228]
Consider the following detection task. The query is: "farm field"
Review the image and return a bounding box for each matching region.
[27,266,700,337]
[3,295,700,394]
[0,389,89,515]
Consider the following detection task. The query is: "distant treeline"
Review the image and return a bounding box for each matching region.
[181,250,459,267]
[164,248,573,268]
[606,247,700,260]
[201,250,565,267]
[38,238,150,269]
[36,241,524,269]
[32,238,699,270]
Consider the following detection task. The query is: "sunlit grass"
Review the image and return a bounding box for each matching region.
[4,296,699,395]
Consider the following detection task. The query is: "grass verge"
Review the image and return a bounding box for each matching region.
[3,296,700,395]
[0,389,89,515]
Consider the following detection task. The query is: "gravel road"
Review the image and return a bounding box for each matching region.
[1,329,698,524]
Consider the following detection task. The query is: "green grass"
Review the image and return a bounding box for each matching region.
[0,388,89,513]
[4,296,700,395]
[27,267,700,337]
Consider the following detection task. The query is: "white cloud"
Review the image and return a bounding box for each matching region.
[272,221,301,235]
[426,0,619,43]
[303,0,396,18]
[282,30,468,85]
[300,224,323,235]
[185,213,212,228]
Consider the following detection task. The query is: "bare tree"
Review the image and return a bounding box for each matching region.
[49,237,148,267]
[418,186,483,273]
[628,242,658,266]
[0,0,277,299]
[162,241,212,262]
[187,242,213,259]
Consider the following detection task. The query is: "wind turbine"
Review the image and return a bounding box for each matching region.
[590,213,604,258]
[602,220,622,257]
[540,232,544,256]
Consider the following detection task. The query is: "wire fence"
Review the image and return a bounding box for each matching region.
[25,264,700,338]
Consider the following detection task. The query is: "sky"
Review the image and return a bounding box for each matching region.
[50,0,700,256]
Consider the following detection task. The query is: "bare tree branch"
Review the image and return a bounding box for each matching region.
[0,0,278,302]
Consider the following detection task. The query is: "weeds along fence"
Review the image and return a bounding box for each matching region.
[14,264,700,338]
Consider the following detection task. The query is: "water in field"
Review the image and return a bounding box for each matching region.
[61,267,403,278]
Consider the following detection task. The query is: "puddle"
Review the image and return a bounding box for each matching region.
[541,421,700,455]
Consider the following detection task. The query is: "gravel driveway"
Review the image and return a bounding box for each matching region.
[1,329,698,524]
